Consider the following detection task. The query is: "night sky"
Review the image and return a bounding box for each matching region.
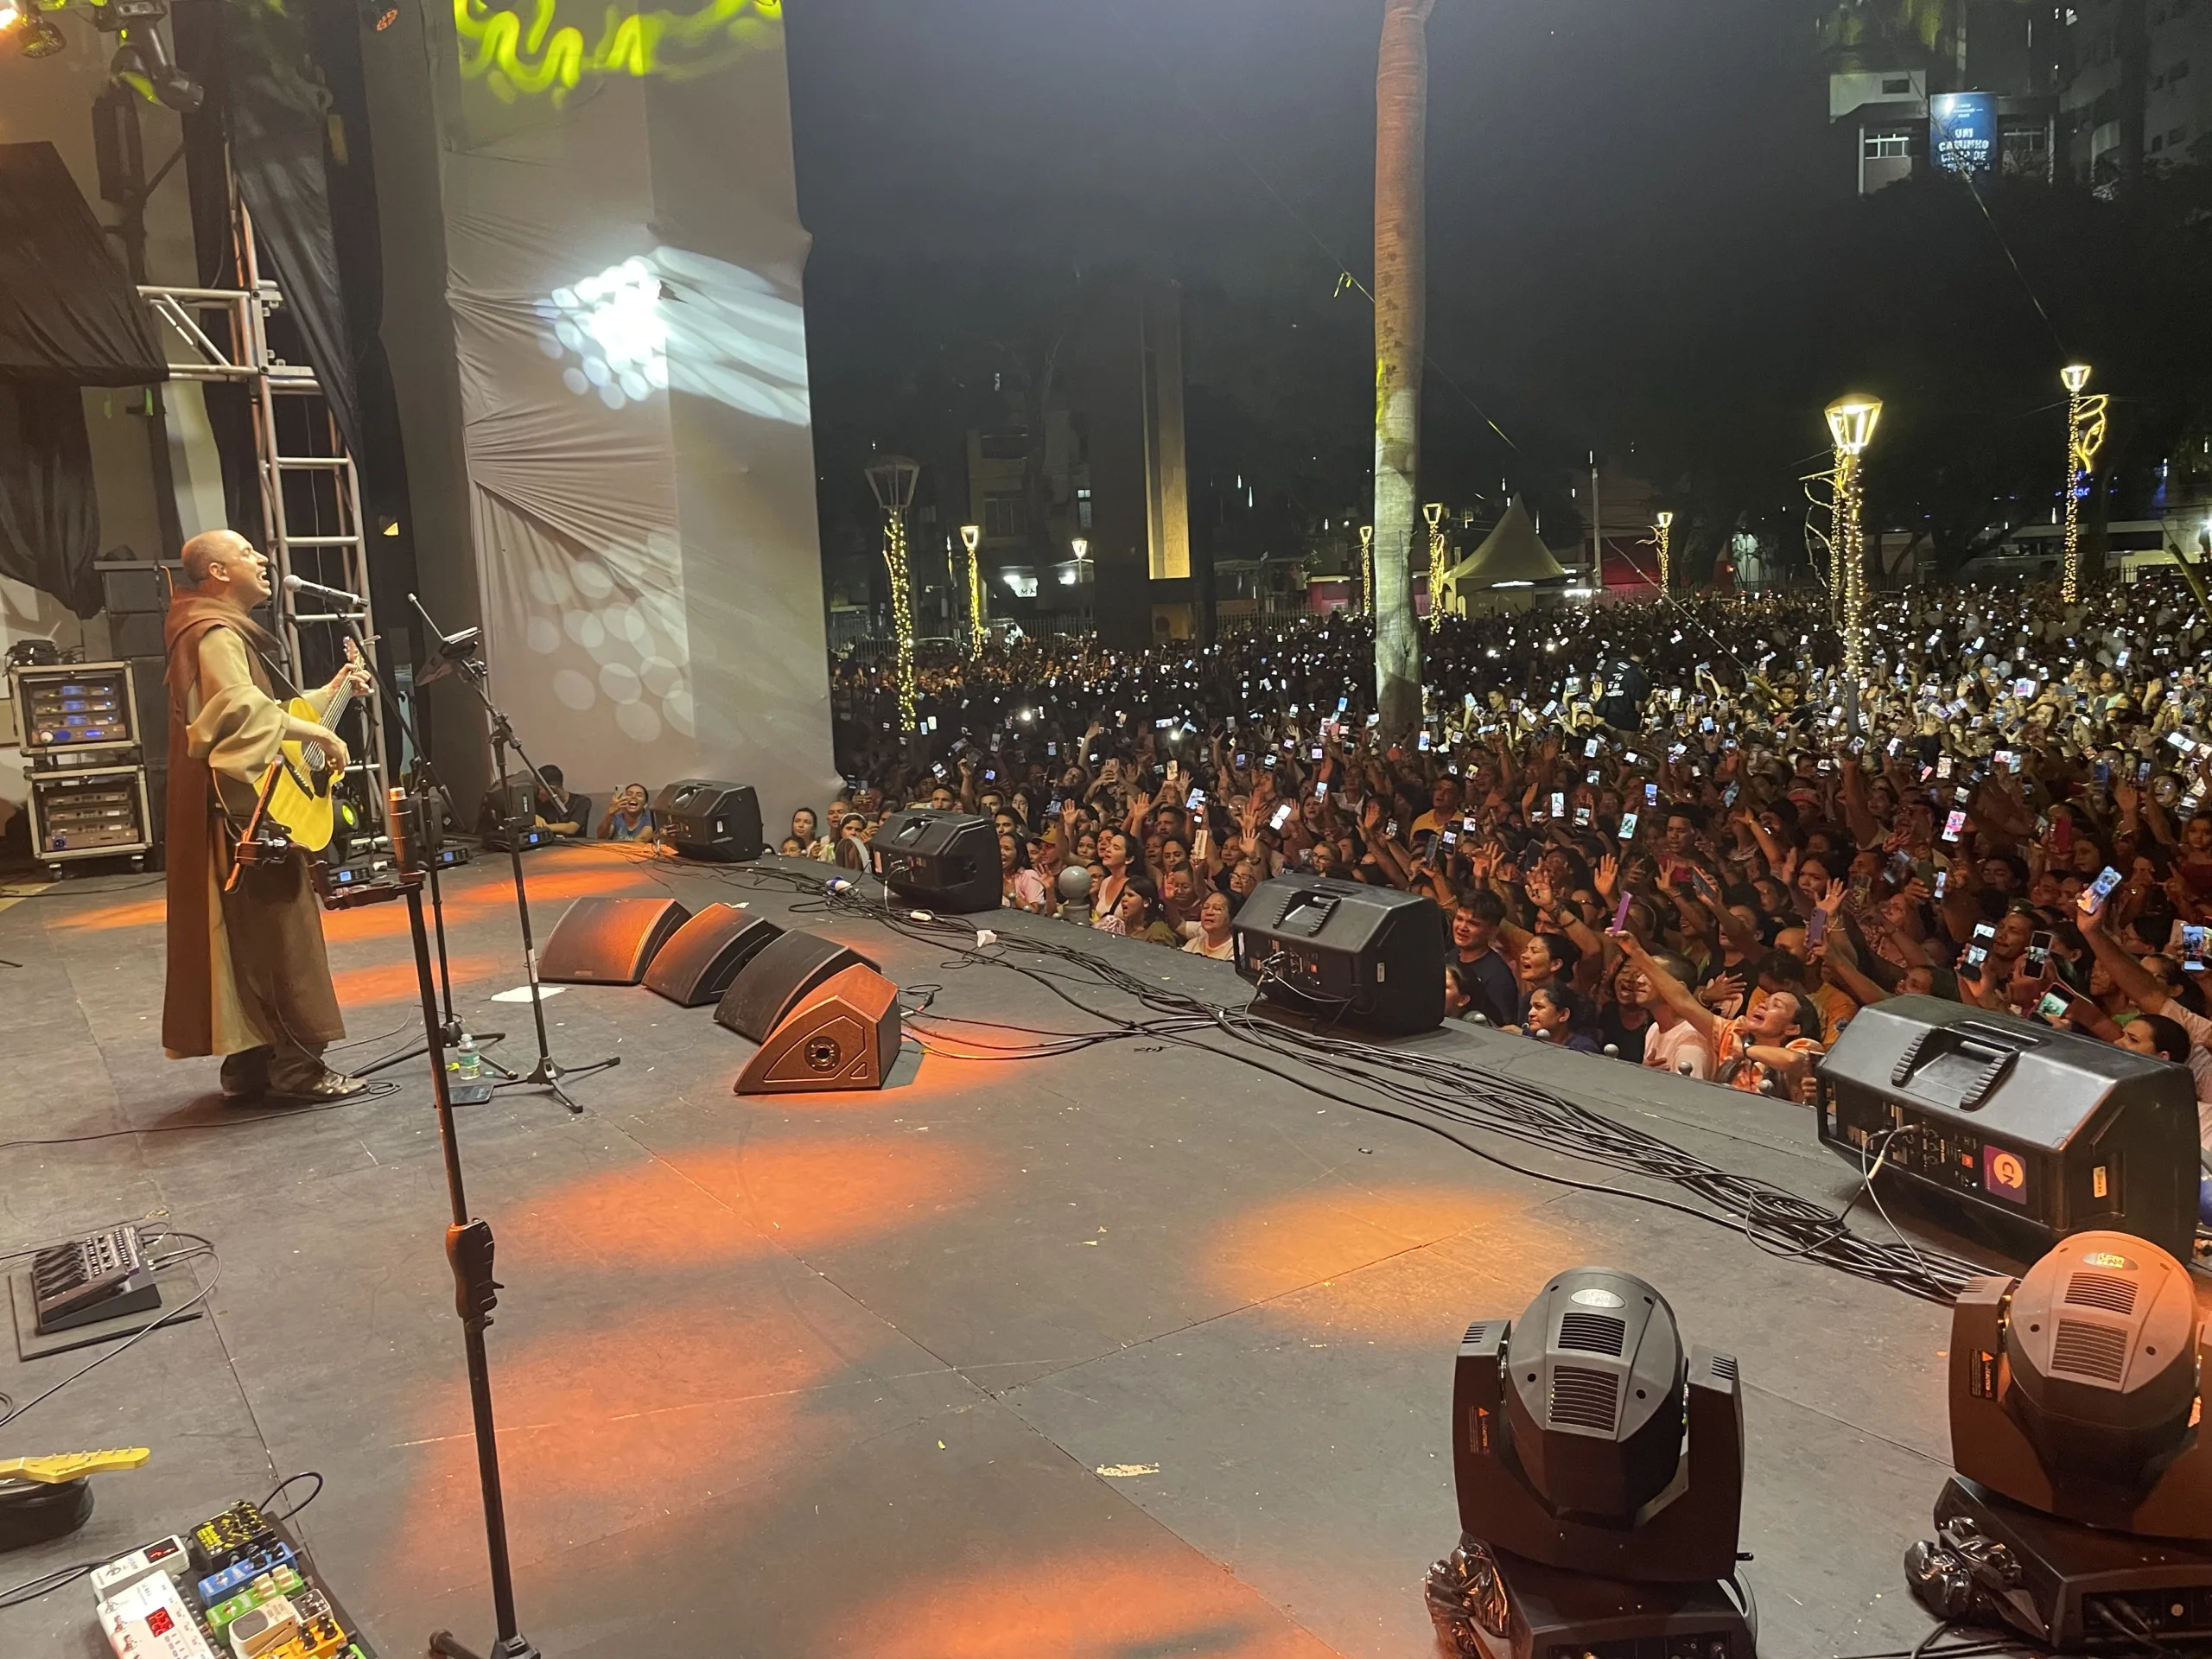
[785,0,1832,502]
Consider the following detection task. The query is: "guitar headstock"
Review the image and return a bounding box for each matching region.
[0,1447,152,1484]
[344,637,365,669]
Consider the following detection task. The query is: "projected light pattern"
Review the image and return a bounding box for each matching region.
[537,248,810,424]
[523,543,695,746]
[455,0,782,105]
[536,257,667,411]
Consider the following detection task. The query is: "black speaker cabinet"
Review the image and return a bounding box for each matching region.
[1817,995,2202,1261]
[870,810,1000,912]
[644,905,785,1007]
[653,779,764,862]
[538,897,690,986]
[715,931,881,1043]
[1230,877,1445,1032]
[734,963,902,1095]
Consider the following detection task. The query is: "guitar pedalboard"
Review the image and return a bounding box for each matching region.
[95,1499,373,1659]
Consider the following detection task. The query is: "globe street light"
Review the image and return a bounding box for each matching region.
[1823,394,1883,697]
[2059,364,2109,604]
[960,523,983,658]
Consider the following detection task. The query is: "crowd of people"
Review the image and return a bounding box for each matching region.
[810,575,2212,1200]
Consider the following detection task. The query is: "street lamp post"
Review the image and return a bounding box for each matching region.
[2059,363,2110,605]
[960,524,983,658]
[864,455,921,734]
[1654,510,1674,597]
[1423,501,1446,621]
[1823,394,1883,709]
[1359,524,1375,614]
[1071,537,1090,637]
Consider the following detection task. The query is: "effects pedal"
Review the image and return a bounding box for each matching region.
[31,1225,160,1333]
[192,1498,278,1578]
[197,1540,296,1605]
[204,1564,307,1633]
[99,1572,217,1659]
[224,1592,300,1658]
[91,1535,193,1605]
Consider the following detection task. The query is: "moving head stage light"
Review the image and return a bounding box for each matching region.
[1906,1230,2212,1650]
[1426,1268,1756,1659]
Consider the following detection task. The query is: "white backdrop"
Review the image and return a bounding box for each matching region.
[424,5,838,828]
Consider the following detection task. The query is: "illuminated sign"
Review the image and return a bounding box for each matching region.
[1980,1144,2028,1205]
[455,0,782,105]
[1930,92,1998,180]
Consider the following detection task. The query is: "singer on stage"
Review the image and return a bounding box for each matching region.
[162,531,371,1104]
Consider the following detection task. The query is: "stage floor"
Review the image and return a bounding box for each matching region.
[0,843,2079,1656]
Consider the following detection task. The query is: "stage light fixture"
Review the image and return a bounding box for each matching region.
[359,0,400,30]
[1906,1230,2212,1649]
[1425,1268,1755,1659]
[101,2,201,114]
[2,0,66,57]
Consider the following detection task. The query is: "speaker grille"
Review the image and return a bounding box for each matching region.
[2063,1271,2137,1315]
[1548,1365,1620,1431]
[2050,1319,2131,1385]
[1463,1323,1489,1346]
[1556,1311,1626,1357]
[1709,1354,1739,1383]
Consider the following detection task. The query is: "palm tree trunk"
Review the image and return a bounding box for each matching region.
[1373,0,1433,738]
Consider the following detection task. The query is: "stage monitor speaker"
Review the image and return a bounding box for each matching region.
[539,896,691,986]
[644,905,785,1007]
[1230,877,1445,1032]
[734,963,901,1095]
[654,779,764,862]
[870,810,1000,912]
[1816,995,2201,1261]
[715,931,880,1043]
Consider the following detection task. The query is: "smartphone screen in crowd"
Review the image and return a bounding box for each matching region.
[1550,791,1567,819]
[2027,931,2052,971]
[2080,865,2125,917]
[2036,988,2072,1024]
[1807,907,1827,949]
[1619,811,1639,841]
[1942,809,1967,842]
[1612,891,1633,933]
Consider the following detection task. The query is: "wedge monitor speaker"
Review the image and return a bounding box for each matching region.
[653,779,765,862]
[1230,877,1445,1032]
[734,963,901,1095]
[538,897,691,986]
[643,905,785,1007]
[869,810,1000,912]
[715,931,880,1042]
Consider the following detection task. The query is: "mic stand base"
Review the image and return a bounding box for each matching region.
[495,1052,618,1116]
[429,1634,542,1659]
[357,1025,518,1084]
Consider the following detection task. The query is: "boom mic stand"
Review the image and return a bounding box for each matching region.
[318,795,539,1659]
[325,606,514,1085]
[409,594,617,1115]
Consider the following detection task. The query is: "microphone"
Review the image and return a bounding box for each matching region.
[283,573,367,609]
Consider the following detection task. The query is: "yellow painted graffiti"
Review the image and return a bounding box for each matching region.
[454,0,782,105]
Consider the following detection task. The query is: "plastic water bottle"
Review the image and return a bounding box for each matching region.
[453,1033,481,1084]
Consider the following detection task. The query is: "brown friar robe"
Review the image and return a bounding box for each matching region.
[161,590,346,1062]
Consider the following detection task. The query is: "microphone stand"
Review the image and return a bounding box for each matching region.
[315,804,539,1659]
[326,606,514,1084]
[410,593,617,1115]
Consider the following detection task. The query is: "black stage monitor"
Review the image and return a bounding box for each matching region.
[1816,995,2199,1261]
[870,810,999,913]
[1230,877,1444,1033]
[654,780,764,863]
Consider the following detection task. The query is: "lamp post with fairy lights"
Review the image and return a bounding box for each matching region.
[1653,510,1674,596]
[1423,501,1446,621]
[960,524,984,658]
[2059,363,2110,604]
[1360,524,1375,614]
[1823,394,1882,709]
[1071,537,1090,636]
[864,454,920,734]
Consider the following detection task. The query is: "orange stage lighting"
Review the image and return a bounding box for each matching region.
[1202,1184,1560,1343]
[328,952,504,1008]
[830,1545,1339,1659]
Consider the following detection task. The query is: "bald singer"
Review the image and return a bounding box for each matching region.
[161,531,372,1103]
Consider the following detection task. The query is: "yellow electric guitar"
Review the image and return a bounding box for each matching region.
[257,638,366,853]
[0,1447,150,1484]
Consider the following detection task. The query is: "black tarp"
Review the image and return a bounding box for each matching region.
[0,142,163,617]
[0,142,168,386]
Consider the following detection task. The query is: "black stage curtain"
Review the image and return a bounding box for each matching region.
[0,143,165,616]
